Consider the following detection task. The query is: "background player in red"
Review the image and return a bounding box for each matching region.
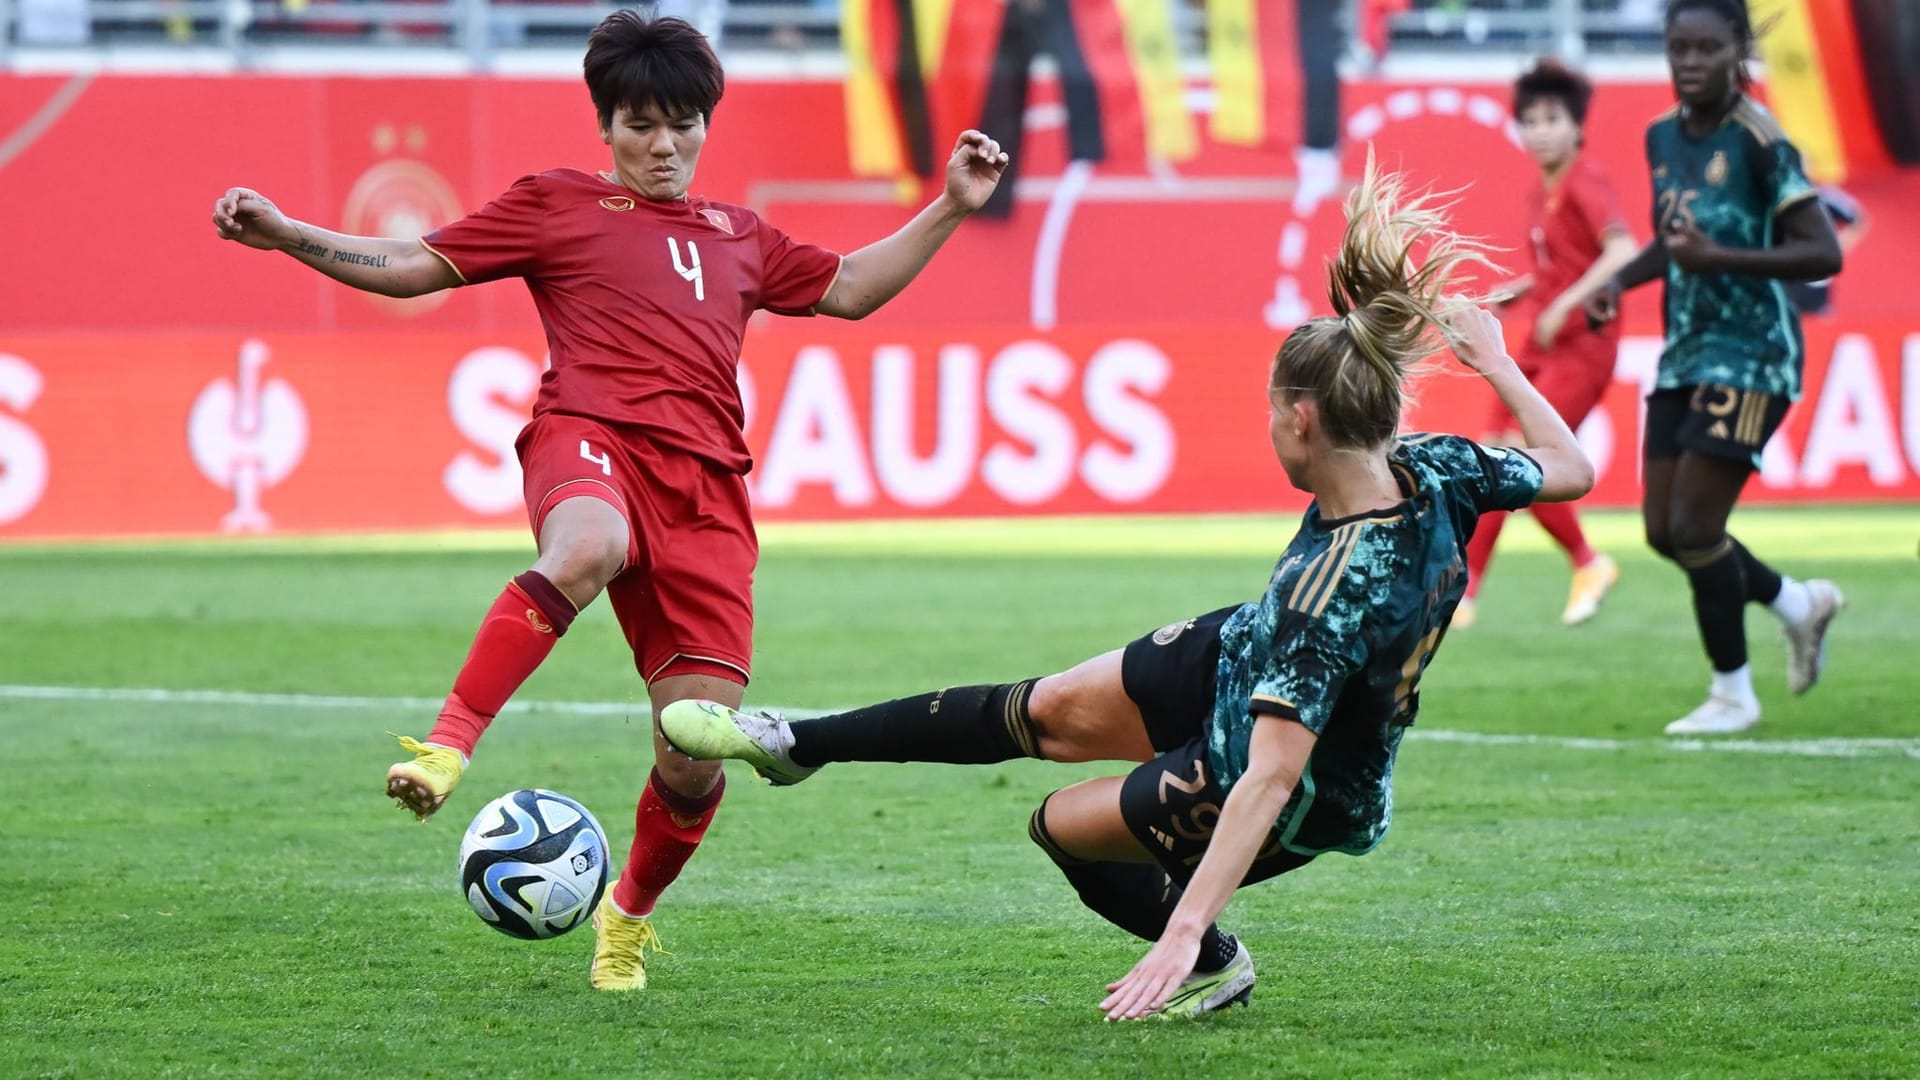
[1455,60,1637,630]
[209,12,1007,991]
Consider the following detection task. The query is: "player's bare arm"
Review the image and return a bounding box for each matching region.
[1663,198,1842,280]
[1585,234,1669,324]
[1489,274,1534,306]
[815,131,1009,320]
[1445,304,1596,502]
[1536,230,1637,347]
[1099,717,1313,1021]
[211,187,460,298]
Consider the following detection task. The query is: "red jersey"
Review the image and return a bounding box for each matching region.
[1524,156,1628,356]
[423,168,842,473]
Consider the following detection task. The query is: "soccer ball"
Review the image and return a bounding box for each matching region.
[458,788,610,940]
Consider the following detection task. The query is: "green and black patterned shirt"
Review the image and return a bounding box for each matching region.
[1646,96,1818,399]
[1208,435,1543,855]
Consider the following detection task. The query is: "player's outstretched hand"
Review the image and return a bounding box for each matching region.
[1100,933,1201,1021]
[212,187,298,252]
[945,130,1009,212]
[1440,302,1518,378]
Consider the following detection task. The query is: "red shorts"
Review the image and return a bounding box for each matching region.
[516,412,756,685]
[1482,338,1616,436]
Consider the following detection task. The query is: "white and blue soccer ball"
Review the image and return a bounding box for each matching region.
[457,789,610,940]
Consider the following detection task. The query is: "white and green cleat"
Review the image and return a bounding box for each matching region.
[1155,938,1255,1019]
[1782,579,1846,695]
[658,699,819,786]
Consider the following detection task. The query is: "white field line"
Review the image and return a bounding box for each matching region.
[3,684,1916,760]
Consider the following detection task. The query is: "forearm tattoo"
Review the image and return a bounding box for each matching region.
[330,250,390,268]
[291,232,389,270]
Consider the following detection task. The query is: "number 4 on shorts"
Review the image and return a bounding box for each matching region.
[580,440,612,476]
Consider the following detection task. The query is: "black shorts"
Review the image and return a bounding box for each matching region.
[1117,606,1315,886]
[1644,384,1790,471]
[1119,606,1237,752]
[1116,735,1315,888]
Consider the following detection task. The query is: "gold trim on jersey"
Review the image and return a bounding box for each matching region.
[1249,693,1297,717]
[1731,98,1789,147]
[417,238,468,285]
[1774,188,1819,215]
[1287,521,1364,619]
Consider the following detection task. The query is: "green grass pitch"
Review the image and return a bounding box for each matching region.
[3,508,1916,1078]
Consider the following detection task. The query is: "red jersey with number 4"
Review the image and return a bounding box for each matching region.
[1524,156,1627,358]
[422,168,842,474]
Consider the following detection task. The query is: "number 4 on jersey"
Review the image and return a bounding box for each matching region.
[668,237,704,302]
[579,440,612,476]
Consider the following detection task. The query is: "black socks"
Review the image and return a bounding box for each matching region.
[1028,802,1237,973]
[787,681,1041,768]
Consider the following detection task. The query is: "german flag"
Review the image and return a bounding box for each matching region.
[1206,0,1341,152]
[841,0,952,182]
[1205,0,1294,149]
[1750,0,1917,180]
[840,0,1322,203]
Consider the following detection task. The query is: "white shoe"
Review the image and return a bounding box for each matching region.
[1664,692,1761,736]
[1782,579,1845,695]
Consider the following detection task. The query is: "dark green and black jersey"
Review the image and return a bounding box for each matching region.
[1646,96,1818,399]
[1207,434,1543,855]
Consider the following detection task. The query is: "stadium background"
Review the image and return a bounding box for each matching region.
[4,6,1918,1076]
[2,0,1916,538]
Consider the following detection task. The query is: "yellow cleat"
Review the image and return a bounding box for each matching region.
[590,893,664,991]
[385,734,466,821]
[1562,554,1620,626]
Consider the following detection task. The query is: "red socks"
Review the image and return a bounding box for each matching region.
[1465,511,1507,599]
[426,571,578,757]
[1531,501,1597,568]
[1466,505,1597,602]
[611,768,726,918]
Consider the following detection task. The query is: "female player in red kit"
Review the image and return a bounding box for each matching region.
[1455,60,1636,630]
[211,12,1007,991]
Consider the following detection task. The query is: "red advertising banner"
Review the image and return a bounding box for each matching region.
[2,71,1916,537]
[1,322,1915,538]
[3,75,1916,334]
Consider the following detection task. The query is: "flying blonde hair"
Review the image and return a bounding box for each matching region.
[1272,149,1494,450]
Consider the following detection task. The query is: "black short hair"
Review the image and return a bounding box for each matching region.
[582,12,724,130]
[1513,58,1594,125]
[1665,0,1755,50]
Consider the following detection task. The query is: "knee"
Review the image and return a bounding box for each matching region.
[1027,791,1080,866]
[1666,512,1724,558]
[1027,675,1093,763]
[540,531,626,599]
[1026,674,1075,731]
[1644,523,1676,562]
[652,752,724,798]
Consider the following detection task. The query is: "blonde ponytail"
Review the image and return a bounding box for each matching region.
[1272,148,1492,449]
